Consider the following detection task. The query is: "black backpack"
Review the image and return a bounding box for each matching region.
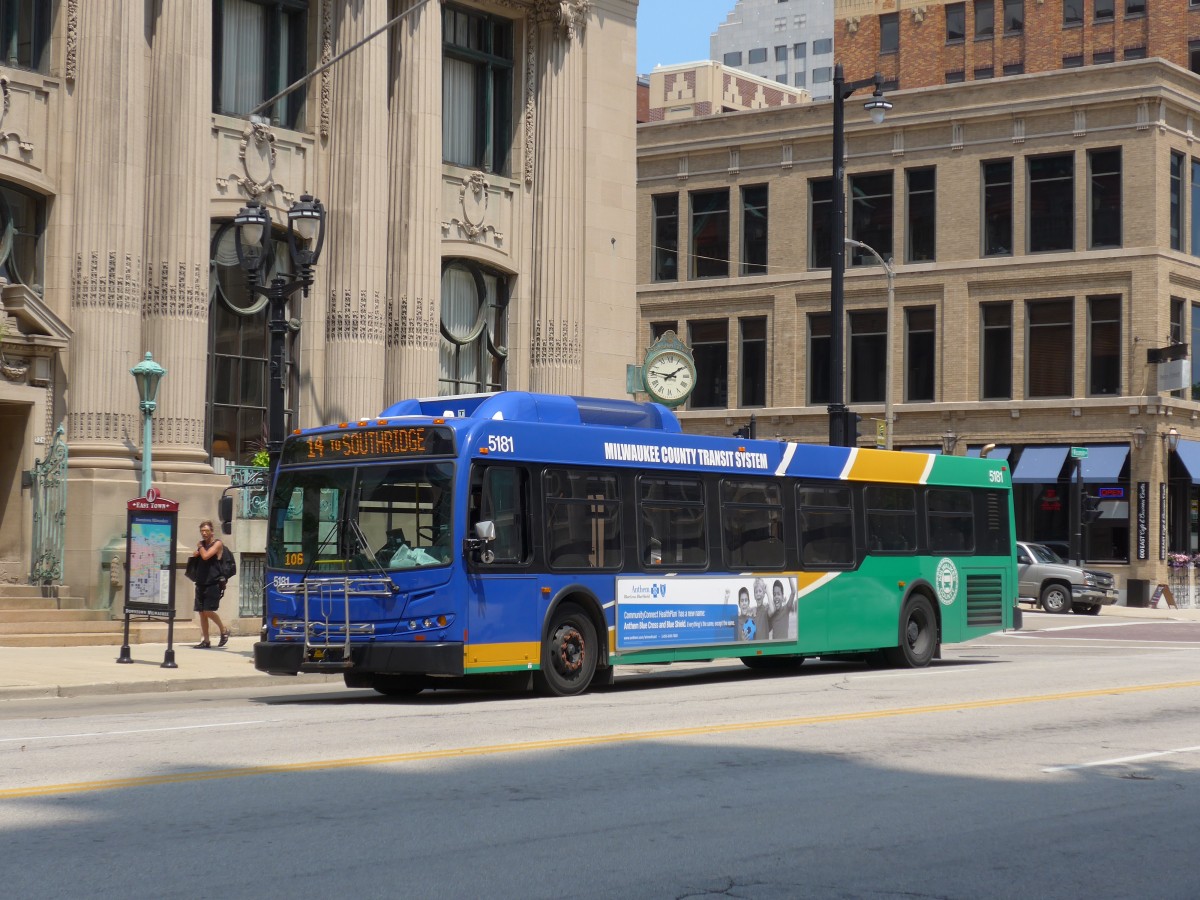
[219,545,237,580]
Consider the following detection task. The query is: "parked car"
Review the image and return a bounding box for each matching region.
[1039,540,1072,561]
[1016,541,1118,614]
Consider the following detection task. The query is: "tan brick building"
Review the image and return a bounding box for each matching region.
[835,0,1200,89]
[0,0,638,610]
[637,58,1200,592]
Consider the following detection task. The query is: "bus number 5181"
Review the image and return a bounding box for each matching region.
[488,435,515,454]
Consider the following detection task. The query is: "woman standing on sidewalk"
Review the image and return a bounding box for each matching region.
[191,520,230,649]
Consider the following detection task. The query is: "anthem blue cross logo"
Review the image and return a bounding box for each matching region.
[649,583,667,598]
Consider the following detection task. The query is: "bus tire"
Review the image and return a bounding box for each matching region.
[741,655,805,671]
[883,594,937,668]
[535,603,597,697]
[371,674,425,697]
[1040,583,1072,614]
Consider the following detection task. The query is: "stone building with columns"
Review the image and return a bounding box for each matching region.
[0,0,638,608]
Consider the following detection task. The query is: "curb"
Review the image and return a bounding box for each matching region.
[0,673,343,701]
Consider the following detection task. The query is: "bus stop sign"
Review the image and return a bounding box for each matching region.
[1070,447,1088,459]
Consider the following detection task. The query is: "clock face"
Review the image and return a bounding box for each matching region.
[645,349,696,405]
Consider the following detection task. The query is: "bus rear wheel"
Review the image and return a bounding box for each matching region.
[370,674,425,697]
[883,595,937,668]
[535,603,597,697]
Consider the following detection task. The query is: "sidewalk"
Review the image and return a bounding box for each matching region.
[1,605,1196,702]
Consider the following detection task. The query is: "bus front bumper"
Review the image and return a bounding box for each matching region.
[254,640,463,677]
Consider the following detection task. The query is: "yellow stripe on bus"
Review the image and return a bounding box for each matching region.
[845,447,931,484]
[464,641,540,668]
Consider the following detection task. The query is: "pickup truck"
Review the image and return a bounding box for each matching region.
[1016,541,1119,615]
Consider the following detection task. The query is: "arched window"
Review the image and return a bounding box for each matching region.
[0,181,45,290]
[439,258,508,395]
[207,221,296,466]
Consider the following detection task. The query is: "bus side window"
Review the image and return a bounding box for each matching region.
[476,465,530,564]
[796,483,855,567]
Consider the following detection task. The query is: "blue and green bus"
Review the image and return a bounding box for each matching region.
[253,392,1017,696]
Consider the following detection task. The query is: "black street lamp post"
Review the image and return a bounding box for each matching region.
[233,194,327,470]
[828,65,891,447]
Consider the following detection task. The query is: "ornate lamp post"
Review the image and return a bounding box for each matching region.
[233,194,326,470]
[130,352,167,496]
[828,65,891,447]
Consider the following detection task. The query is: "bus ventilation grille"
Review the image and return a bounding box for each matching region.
[965,574,1004,627]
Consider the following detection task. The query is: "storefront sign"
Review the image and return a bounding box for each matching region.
[1159,482,1168,561]
[1136,481,1148,561]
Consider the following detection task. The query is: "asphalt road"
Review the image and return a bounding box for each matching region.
[2,616,1199,899]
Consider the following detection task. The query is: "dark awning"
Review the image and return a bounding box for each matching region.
[1175,439,1200,484]
[966,446,1011,460]
[1069,445,1129,483]
[1011,446,1069,484]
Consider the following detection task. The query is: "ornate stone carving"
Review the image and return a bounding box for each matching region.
[72,251,141,312]
[326,289,386,342]
[143,261,206,319]
[524,10,536,186]
[536,0,589,41]
[846,16,861,34]
[231,120,279,198]
[911,6,928,24]
[443,172,505,242]
[532,318,581,367]
[66,0,78,81]
[387,296,439,349]
[320,0,333,139]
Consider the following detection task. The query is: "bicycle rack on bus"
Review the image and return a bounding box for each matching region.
[277,577,394,668]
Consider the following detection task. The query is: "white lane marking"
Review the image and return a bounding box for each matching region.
[1043,745,1200,773]
[0,720,265,744]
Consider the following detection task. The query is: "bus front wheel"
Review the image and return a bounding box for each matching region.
[883,595,937,668]
[370,674,426,697]
[535,603,597,697]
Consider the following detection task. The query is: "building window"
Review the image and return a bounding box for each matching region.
[748,47,768,64]
[652,194,679,282]
[652,321,678,341]
[0,181,45,290]
[691,189,730,279]
[741,185,769,276]
[1088,296,1121,396]
[983,159,1013,256]
[1092,50,1114,64]
[946,3,966,42]
[1088,148,1121,250]
[1063,55,1084,68]
[812,66,832,83]
[214,0,308,129]
[981,303,1012,400]
[850,310,887,404]
[0,0,50,72]
[775,45,788,61]
[880,13,899,53]
[443,3,514,175]
[740,317,767,407]
[1191,158,1200,256]
[1095,0,1114,20]
[813,38,833,55]
[208,222,296,466]
[974,66,994,79]
[808,313,830,405]
[1027,299,1073,398]
[1063,0,1082,25]
[439,259,508,395]
[906,168,936,263]
[809,178,833,269]
[1123,47,1146,60]
[795,72,806,87]
[905,308,936,402]
[1193,40,1200,77]
[776,74,788,84]
[724,51,743,67]
[974,0,994,38]
[1003,63,1024,76]
[1028,154,1074,253]
[794,43,806,59]
[1193,305,1200,400]
[1003,0,1023,33]
[689,320,728,408]
[850,172,893,266]
[1126,0,1146,15]
[1171,298,1185,399]
[946,71,966,83]
[1171,151,1184,252]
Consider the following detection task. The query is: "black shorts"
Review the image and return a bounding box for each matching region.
[194,580,225,612]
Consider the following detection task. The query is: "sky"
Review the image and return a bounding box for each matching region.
[636,0,735,76]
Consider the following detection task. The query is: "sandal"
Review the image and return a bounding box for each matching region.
[192,640,211,649]
[218,631,230,648]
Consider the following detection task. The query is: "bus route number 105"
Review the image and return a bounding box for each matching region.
[487,435,515,454]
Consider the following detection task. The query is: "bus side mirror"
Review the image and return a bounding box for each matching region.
[218,494,233,535]
[467,520,496,564]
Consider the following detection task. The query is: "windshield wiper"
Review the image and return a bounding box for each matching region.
[346,516,399,592]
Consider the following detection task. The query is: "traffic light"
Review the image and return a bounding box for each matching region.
[1081,493,1102,525]
[733,424,750,439]
[843,409,862,446]
[732,414,757,440]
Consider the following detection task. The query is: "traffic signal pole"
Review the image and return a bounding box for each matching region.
[1070,456,1083,565]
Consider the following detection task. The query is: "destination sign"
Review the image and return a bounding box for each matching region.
[281,425,455,465]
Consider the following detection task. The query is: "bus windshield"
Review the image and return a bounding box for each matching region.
[268,461,454,572]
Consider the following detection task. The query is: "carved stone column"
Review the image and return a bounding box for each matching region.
[529,0,588,394]
[141,0,211,469]
[385,0,442,399]
[323,0,389,422]
[67,0,148,465]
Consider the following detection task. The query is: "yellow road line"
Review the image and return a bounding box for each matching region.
[5,679,1199,800]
